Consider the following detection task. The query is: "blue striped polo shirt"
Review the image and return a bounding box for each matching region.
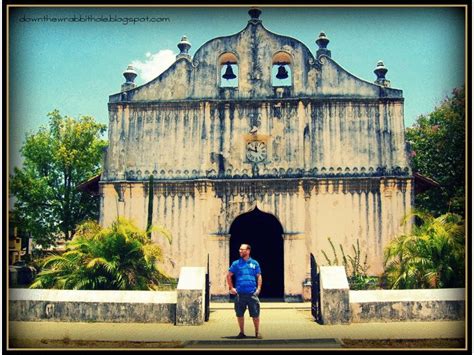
[229,257,261,294]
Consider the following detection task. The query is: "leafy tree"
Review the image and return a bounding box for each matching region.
[384,211,465,289]
[405,86,465,217]
[30,218,173,290]
[10,110,107,248]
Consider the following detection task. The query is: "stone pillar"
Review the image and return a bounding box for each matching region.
[207,234,230,301]
[101,183,122,227]
[128,183,147,230]
[176,267,207,326]
[320,266,351,324]
[283,233,307,301]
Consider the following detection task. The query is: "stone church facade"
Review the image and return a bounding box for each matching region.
[100,9,413,301]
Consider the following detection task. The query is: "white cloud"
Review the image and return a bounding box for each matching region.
[131,49,176,83]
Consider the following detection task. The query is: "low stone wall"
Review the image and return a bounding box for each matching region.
[319,266,465,324]
[9,289,177,323]
[350,288,465,323]
[9,266,209,325]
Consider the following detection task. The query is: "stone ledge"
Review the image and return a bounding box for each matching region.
[349,288,465,303]
[9,289,177,304]
[320,266,349,290]
[177,267,206,291]
[350,288,465,323]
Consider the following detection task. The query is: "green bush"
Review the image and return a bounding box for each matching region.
[30,218,173,290]
[384,211,465,289]
[348,275,380,290]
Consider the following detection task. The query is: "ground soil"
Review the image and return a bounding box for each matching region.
[341,338,466,349]
[10,339,185,349]
[10,338,467,349]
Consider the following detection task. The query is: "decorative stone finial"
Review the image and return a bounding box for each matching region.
[374,60,387,79]
[248,7,262,24]
[123,65,137,84]
[316,32,329,49]
[374,60,391,87]
[249,7,261,19]
[316,32,331,58]
[121,64,137,92]
[176,35,192,60]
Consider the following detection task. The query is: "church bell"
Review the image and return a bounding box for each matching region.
[276,64,289,80]
[222,62,236,80]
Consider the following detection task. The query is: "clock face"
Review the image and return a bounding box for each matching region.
[246,141,267,163]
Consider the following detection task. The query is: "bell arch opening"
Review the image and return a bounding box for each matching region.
[229,206,284,300]
[219,52,239,88]
[272,51,292,87]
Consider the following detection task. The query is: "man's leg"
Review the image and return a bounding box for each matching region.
[237,317,245,334]
[235,294,246,337]
[249,295,261,338]
[252,317,260,336]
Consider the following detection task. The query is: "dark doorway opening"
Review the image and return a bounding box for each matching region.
[229,207,284,300]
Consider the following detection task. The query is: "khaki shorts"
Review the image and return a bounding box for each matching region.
[234,293,260,318]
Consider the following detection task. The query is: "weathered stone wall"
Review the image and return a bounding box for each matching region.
[319,267,465,324]
[319,267,464,324]
[103,17,408,183]
[309,178,413,275]
[350,288,465,323]
[10,268,208,326]
[9,289,176,323]
[103,99,408,182]
[100,177,412,297]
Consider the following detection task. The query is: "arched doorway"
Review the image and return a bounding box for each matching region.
[229,207,284,300]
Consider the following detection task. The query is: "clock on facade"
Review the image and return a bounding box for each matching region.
[246,141,267,163]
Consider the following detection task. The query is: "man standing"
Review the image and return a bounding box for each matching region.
[227,243,263,339]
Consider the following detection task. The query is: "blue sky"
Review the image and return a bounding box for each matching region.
[8,6,466,172]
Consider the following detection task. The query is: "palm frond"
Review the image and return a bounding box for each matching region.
[384,211,465,289]
[29,217,174,291]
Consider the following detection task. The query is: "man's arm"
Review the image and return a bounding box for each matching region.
[227,271,237,295]
[255,273,262,295]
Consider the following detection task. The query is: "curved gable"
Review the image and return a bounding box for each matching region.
[319,56,403,98]
[110,9,402,102]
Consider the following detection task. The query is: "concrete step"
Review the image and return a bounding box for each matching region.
[182,338,342,348]
[211,302,312,310]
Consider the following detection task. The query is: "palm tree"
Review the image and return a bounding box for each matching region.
[383,210,465,289]
[30,218,173,290]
